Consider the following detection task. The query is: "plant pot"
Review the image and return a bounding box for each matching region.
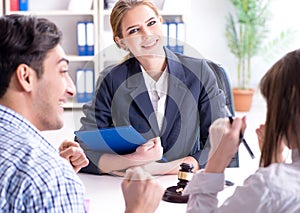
[232,88,255,112]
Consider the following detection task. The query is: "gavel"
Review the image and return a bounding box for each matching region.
[162,163,194,203]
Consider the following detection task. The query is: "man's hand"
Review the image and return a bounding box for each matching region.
[59,140,89,173]
[122,167,164,213]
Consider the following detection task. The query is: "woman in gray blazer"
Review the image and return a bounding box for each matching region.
[77,0,226,176]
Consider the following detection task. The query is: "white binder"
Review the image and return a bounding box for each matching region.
[77,22,87,56]
[86,22,95,56]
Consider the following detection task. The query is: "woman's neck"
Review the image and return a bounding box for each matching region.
[138,56,167,81]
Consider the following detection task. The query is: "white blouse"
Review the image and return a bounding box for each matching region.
[183,150,300,213]
[141,65,168,132]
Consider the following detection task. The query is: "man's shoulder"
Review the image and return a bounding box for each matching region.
[0,129,76,181]
[0,141,83,198]
[0,152,84,211]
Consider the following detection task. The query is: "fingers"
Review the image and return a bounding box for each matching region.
[226,117,245,143]
[256,124,265,137]
[60,147,86,164]
[133,137,163,162]
[122,167,151,190]
[59,143,89,173]
[209,117,244,146]
[70,149,88,167]
[121,167,164,213]
[152,137,161,146]
[136,137,161,152]
[144,137,161,148]
[241,116,247,134]
[138,141,155,151]
[255,124,265,150]
[124,167,152,181]
[229,117,242,131]
[59,140,79,152]
[122,167,155,198]
[60,146,80,159]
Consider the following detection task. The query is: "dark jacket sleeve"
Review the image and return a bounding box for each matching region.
[76,65,116,175]
[187,59,226,168]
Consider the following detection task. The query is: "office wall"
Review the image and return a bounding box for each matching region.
[0,1,3,15]
[187,0,300,88]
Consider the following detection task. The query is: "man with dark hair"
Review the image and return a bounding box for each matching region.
[0,14,88,212]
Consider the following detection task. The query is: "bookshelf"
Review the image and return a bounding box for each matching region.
[3,0,190,109]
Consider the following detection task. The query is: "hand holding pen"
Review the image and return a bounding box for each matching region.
[228,116,255,159]
[206,116,249,174]
[224,107,255,159]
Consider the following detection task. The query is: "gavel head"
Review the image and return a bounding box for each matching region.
[177,163,194,191]
[162,163,194,203]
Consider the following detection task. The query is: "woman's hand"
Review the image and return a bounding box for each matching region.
[256,124,287,163]
[98,137,163,174]
[255,124,265,152]
[133,137,163,162]
[59,140,89,173]
[205,117,246,173]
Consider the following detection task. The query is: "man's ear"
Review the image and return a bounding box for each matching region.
[15,64,35,92]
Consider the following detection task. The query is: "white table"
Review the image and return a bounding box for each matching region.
[78,167,255,213]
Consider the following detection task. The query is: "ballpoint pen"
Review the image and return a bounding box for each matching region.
[228,116,255,159]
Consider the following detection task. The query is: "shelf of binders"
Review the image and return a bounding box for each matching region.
[162,15,185,55]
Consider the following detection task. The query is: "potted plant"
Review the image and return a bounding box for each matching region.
[225,0,271,111]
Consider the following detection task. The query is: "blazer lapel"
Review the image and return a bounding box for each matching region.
[124,51,189,138]
[162,49,188,138]
[126,60,160,136]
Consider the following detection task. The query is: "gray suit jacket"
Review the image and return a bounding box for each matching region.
[78,48,226,174]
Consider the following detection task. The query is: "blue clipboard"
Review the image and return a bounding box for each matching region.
[74,126,147,155]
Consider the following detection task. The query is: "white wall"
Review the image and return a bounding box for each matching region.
[187,0,300,88]
[41,109,84,148]
[0,1,3,15]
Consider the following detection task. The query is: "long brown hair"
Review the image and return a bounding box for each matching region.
[259,49,300,167]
